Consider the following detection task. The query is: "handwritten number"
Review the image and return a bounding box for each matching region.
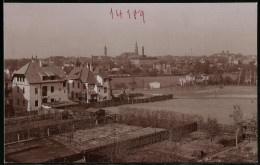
[110,8,113,19]
[140,11,145,23]
[116,10,123,19]
[127,10,131,19]
[110,8,145,23]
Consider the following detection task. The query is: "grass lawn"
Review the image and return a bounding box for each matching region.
[106,86,257,124]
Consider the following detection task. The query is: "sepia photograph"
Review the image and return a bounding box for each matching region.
[4,3,257,163]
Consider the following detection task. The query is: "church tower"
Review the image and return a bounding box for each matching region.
[104,45,107,56]
[135,41,139,56]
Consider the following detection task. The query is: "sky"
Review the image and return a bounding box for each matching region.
[4,3,257,59]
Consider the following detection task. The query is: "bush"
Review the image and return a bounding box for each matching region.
[218,137,235,147]
[223,76,235,85]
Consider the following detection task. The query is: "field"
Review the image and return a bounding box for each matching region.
[111,76,181,89]
[124,131,257,162]
[106,86,257,124]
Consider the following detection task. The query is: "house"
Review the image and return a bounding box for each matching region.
[153,62,171,75]
[129,57,140,67]
[140,57,158,69]
[85,108,106,118]
[67,64,97,102]
[179,77,187,86]
[179,73,196,86]
[93,66,112,102]
[149,81,160,89]
[67,64,112,103]
[12,58,69,112]
[199,58,206,64]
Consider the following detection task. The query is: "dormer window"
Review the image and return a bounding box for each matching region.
[50,76,55,80]
[43,76,48,81]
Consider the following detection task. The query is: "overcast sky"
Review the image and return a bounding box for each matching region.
[4,3,257,59]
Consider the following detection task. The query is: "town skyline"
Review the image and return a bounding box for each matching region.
[4,3,257,59]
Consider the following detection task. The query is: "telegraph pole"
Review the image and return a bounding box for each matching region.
[238,68,242,86]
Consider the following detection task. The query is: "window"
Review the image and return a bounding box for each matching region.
[71,91,74,99]
[23,87,25,94]
[42,98,47,103]
[104,87,107,93]
[42,86,47,96]
[17,99,19,105]
[75,93,78,98]
[35,88,38,95]
[50,76,55,80]
[51,86,54,93]
[72,82,75,88]
[51,98,54,102]
[23,100,25,106]
[35,100,38,107]
[43,76,48,81]
[78,82,80,88]
[63,81,66,87]
[59,88,61,91]
[17,77,20,82]
[99,89,101,92]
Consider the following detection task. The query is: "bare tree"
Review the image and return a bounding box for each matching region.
[205,117,219,152]
[229,105,243,148]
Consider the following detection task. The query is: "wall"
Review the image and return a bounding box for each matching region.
[12,77,30,112]
[30,81,68,111]
[13,76,68,112]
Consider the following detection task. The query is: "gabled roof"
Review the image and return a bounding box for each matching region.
[86,108,100,113]
[93,67,110,79]
[67,66,97,84]
[13,61,66,84]
[13,63,30,75]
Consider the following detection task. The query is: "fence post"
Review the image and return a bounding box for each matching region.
[47,128,50,136]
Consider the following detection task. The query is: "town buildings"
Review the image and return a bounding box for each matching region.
[12,58,113,113]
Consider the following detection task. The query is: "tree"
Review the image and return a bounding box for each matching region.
[129,77,137,90]
[205,117,219,142]
[229,105,243,148]
[141,79,145,89]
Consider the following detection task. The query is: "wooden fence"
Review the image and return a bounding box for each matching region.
[45,129,170,163]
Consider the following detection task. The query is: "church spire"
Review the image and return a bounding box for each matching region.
[104,45,107,56]
[135,41,139,56]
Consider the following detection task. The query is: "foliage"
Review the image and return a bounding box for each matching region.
[205,117,219,142]
[114,82,127,90]
[129,77,137,90]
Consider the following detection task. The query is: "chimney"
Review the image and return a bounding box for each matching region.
[31,55,34,62]
[39,60,42,67]
[142,46,144,56]
[90,63,93,71]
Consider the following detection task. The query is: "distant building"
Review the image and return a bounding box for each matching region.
[119,41,140,60]
[140,57,158,68]
[179,73,195,86]
[149,81,160,89]
[12,57,69,112]
[199,58,206,64]
[153,61,171,75]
